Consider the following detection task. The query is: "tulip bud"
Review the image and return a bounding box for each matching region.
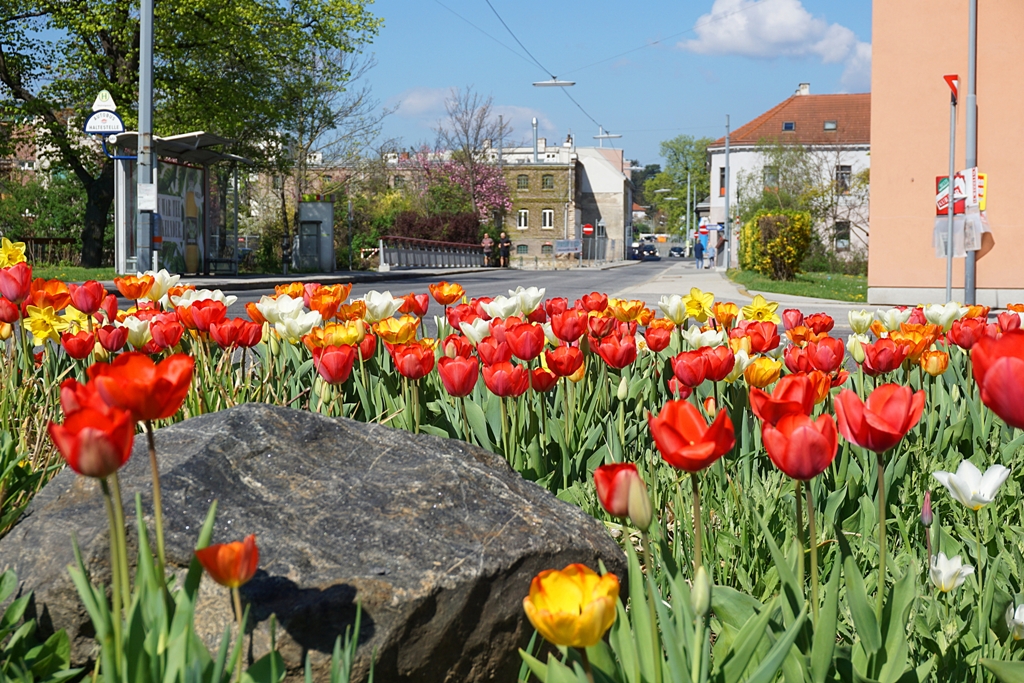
[627,477,653,532]
[690,565,711,618]
[0,322,10,342]
[848,310,872,335]
[703,396,716,414]
[847,333,869,364]
[921,490,933,528]
[617,376,628,401]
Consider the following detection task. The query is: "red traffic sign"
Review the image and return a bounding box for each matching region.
[698,226,709,235]
[944,74,959,102]
[582,223,594,236]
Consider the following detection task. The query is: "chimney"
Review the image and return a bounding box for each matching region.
[796,82,810,96]
[532,117,539,163]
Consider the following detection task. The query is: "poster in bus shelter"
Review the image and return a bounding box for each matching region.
[156,161,204,273]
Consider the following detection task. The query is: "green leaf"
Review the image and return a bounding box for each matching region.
[244,650,287,683]
[745,606,808,683]
[982,659,1024,683]
[810,559,841,683]
[843,554,881,655]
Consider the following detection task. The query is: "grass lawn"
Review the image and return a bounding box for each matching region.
[727,268,867,303]
[32,265,118,282]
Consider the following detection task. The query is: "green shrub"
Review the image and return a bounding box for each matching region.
[739,209,811,280]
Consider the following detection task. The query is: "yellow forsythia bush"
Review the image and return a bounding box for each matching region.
[739,209,811,280]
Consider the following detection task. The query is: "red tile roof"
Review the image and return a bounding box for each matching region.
[710,93,870,148]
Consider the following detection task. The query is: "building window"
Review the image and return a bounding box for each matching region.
[835,165,852,194]
[517,209,529,229]
[824,120,838,131]
[762,165,779,189]
[393,174,405,188]
[718,167,726,196]
[323,174,333,183]
[517,174,529,190]
[541,243,553,255]
[834,221,851,251]
[517,244,529,255]
[272,175,282,190]
[542,174,554,189]
[782,121,796,131]
[542,209,554,229]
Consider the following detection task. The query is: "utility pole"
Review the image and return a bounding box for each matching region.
[136,0,155,272]
[963,0,978,304]
[945,77,958,304]
[686,171,691,254]
[347,199,353,271]
[723,115,731,270]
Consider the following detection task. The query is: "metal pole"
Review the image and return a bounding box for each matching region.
[136,0,154,273]
[686,170,691,250]
[723,115,730,269]
[347,199,353,271]
[946,93,956,303]
[233,164,239,274]
[964,0,978,304]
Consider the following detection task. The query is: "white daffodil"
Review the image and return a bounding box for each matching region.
[1006,603,1024,640]
[510,286,545,315]
[274,310,322,343]
[932,461,1010,511]
[542,321,559,347]
[924,302,969,332]
[847,333,871,363]
[480,295,521,320]
[459,318,492,346]
[848,310,873,335]
[930,553,974,593]
[681,326,725,349]
[120,316,151,349]
[256,294,304,326]
[725,349,752,383]
[362,290,402,323]
[141,269,180,302]
[874,308,912,332]
[658,294,688,326]
[169,288,237,308]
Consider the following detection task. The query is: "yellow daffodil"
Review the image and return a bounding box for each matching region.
[0,237,27,268]
[522,564,619,648]
[682,287,714,322]
[60,306,91,333]
[24,305,69,345]
[741,294,781,324]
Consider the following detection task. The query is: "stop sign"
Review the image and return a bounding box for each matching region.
[582,223,594,236]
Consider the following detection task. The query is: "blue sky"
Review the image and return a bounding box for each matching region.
[365,0,872,164]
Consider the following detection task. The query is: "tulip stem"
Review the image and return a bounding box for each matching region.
[232,586,245,683]
[579,648,595,683]
[563,381,571,447]
[806,482,819,626]
[109,473,131,604]
[99,478,123,671]
[500,397,509,459]
[691,472,703,571]
[876,450,886,621]
[795,480,805,590]
[459,396,472,444]
[641,531,663,683]
[974,508,986,661]
[145,420,167,580]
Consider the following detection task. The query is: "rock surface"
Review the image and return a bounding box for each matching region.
[0,403,625,682]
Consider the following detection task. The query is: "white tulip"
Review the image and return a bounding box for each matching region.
[848,310,873,335]
[480,295,521,320]
[932,461,1010,511]
[120,316,151,349]
[510,286,545,315]
[846,333,871,364]
[681,326,725,349]
[459,318,492,346]
[929,553,974,593]
[274,310,322,343]
[658,294,688,326]
[1005,603,1024,640]
[725,349,752,383]
[874,308,912,332]
[169,288,237,309]
[140,269,180,302]
[542,322,559,347]
[256,294,304,325]
[362,290,402,323]
[924,302,969,332]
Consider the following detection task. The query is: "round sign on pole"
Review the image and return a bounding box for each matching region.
[699,226,709,235]
[582,223,594,236]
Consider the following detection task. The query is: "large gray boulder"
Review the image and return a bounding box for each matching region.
[0,403,624,682]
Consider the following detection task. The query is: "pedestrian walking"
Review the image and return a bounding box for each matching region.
[693,240,704,269]
[481,232,494,266]
[498,232,512,268]
[705,242,716,269]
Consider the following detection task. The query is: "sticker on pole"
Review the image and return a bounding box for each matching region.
[84,109,125,135]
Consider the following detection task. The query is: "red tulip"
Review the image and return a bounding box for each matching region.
[530,367,558,393]
[644,325,672,352]
[527,307,547,324]
[399,292,430,317]
[195,534,259,588]
[649,399,735,472]
[781,308,804,331]
[592,333,637,369]
[0,297,19,324]
[68,281,107,316]
[861,338,909,376]
[237,321,262,348]
[702,345,736,382]
[505,322,545,361]
[390,341,435,380]
[834,384,925,453]
[545,345,583,377]
[151,320,185,349]
[667,376,694,400]
[948,317,987,350]
[907,307,927,326]
[803,313,835,335]
[88,352,195,422]
[551,309,588,343]
[477,336,513,366]
[209,318,247,349]
[358,332,377,361]
[99,294,119,325]
[190,300,228,333]
[545,297,569,317]
[446,303,478,329]
[470,297,493,320]
[671,350,708,388]
[593,463,643,517]
[313,344,357,384]
[806,337,845,374]
[59,377,112,414]
[47,406,135,478]
[736,321,780,354]
[587,315,617,339]
[580,292,608,312]
[998,311,1021,333]
[0,262,32,303]
[61,331,95,360]
[783,345,814,373]
[762,413,838,481]
[97,325,129,353]
[749,373,815,425]
[442,333,475,359]
[972,330,1024,428]
[437,355,479,397]
[482,361,529,397]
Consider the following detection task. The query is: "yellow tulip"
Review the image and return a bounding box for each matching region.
[743,356,782,388]
[522,564,619,648]
[0,322,11,341]
[375,315,419,345]
[607,298,645,322]
[740,294,781,324]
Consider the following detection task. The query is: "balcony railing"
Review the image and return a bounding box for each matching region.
[378,235,485,270]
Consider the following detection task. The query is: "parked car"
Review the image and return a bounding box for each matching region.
[668,246,684,258]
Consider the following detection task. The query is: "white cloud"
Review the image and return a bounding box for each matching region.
[389,87,449,119]
[682,0,871,90]
[492,105,556,140]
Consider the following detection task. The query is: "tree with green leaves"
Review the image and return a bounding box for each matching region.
[0,0,381,266]
[643,134,713,236]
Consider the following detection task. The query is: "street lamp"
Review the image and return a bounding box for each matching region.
[533,78,575,87]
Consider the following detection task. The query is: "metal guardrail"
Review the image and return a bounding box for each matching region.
[378,235,485,270]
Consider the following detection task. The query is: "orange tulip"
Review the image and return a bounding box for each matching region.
[29,278,71,311]
[607,298,645,322]
[375,315,419,345]
[88,352,195,422]
[195,535,259,588]
[919,349,949,377]
[245,301,267,325]
[274,282,305,299]
[637,307,656,326]
[336,301,367,321]
[309,284,350,320]
[744,357,783,388]
[114,274,155,301]
[712,301,739,330]
[429,281,465,306]
[785,325,827,347]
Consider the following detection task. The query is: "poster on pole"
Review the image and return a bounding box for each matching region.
[156,161,205,273]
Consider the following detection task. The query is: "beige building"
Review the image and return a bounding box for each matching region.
[870,0,1024,305]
